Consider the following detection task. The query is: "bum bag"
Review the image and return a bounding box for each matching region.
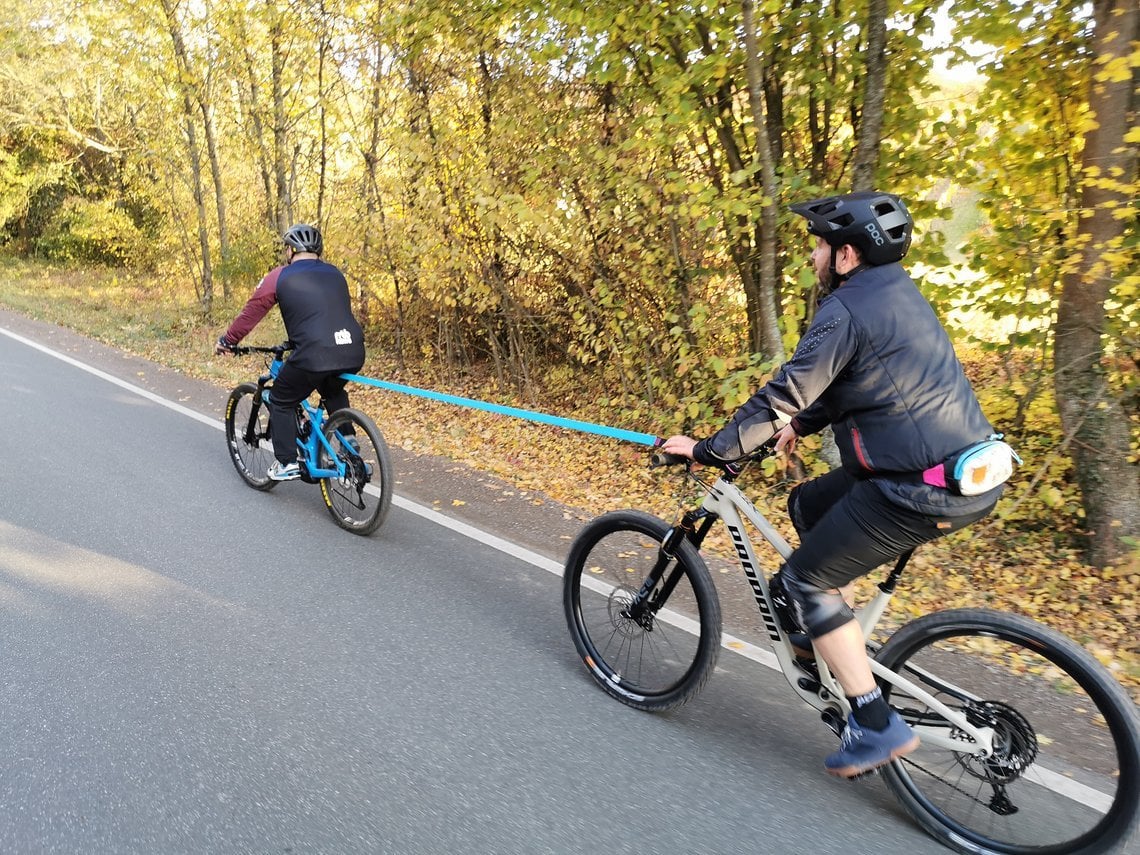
[921,435,1022,496]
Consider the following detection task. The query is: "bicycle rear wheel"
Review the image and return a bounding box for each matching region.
[875,608,1140,855]
[318,408,393,536]
[562,510,721,712]
[224,383,277,491]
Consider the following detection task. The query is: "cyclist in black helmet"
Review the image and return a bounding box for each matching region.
[216,223,365,481]
[662,191,1004,777]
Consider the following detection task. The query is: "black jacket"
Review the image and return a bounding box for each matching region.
[276,259,365,372]
[694,262,1001,514]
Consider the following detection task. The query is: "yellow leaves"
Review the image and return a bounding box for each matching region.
[1094,55,1133,85]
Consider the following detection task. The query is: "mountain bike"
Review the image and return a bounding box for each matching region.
[562,446,1140,854]
[223,343,393,536]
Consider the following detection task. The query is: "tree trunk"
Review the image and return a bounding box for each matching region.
[198,99,230,300]
[269,3,291,230]
[358,20,383,336]
[1054,0,1138,567]
[316,0,329,226]
[742,0,786,363]
[851,0,888,191]
[236,18,276,231]
[158,0,213,311]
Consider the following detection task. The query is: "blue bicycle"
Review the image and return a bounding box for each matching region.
[223,343,393,535]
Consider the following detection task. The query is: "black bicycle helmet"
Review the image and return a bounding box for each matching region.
[789,191,912,266]
[283,223,323,256]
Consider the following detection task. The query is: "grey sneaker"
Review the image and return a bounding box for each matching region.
[268,460,301,481]
[825,711,919,778]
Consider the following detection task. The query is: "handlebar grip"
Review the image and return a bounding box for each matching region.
[649,450,688,468]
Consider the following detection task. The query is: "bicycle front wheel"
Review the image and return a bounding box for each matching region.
[224,383,277,491]
[875,608,1140,855]
[562,510,721,712]
[318,408,393,536]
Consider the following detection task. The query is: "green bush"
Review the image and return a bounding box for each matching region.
[35,197,143,266]
[215,227,278,287]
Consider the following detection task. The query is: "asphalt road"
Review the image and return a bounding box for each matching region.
[0,312,942,854]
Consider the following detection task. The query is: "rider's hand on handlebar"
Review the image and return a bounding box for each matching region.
[215,335,236,356]
[660,435,698,461]
[773,424,798,456]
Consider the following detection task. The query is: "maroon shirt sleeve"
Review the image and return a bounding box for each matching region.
[223,266,284,344]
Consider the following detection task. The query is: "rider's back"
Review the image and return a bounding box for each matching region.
[276,258,365,372]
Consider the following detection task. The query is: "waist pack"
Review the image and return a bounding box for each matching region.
[922,435,1022,496]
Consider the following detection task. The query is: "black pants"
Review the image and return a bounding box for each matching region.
[269,362,360,464]
[785,468,995,590]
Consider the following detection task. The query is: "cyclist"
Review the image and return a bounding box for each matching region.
[216,223,365,481]
[661,191,1004,777]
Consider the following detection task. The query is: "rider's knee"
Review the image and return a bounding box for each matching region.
[780,563,855,638]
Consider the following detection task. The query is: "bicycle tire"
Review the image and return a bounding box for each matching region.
[224,383,277,491]
[562,510,721,712]
[874,607,1140,855]
[318,408,393,536]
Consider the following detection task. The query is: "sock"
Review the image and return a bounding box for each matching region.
[848,686,891,731]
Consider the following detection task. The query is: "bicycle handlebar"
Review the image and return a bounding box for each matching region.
[649,437,777,476]
[224,341,293,357]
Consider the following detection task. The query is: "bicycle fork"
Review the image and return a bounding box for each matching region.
[622,510,713,629]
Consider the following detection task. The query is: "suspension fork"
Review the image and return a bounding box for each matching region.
[624,509,718,624]
[244,375,273,445]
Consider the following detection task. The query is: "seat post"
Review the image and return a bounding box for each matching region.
[879,549,915,594]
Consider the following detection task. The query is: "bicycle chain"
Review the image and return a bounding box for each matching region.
[898,755,1016,814]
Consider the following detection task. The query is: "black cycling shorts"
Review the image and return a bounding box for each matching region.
[785,468,995,590]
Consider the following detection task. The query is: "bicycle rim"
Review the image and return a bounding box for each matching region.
[224,383,276,491]
[318,408,392,536]
[562,510,721,712]
[876,608,1140,855]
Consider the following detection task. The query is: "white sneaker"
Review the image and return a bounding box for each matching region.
[268,460,301,481]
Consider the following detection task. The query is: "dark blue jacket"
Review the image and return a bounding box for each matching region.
[694,262,1001,514]
[276,259,365,373]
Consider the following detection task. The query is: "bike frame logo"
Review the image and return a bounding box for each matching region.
[727,524,780,640]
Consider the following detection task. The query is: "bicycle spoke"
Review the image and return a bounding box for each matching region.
[878,610,1139,853]
[224,383,276,491]
[564,511,721,711]
[317,409,392,536]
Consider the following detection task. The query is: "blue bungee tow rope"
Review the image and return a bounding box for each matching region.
[341,373,661,447]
